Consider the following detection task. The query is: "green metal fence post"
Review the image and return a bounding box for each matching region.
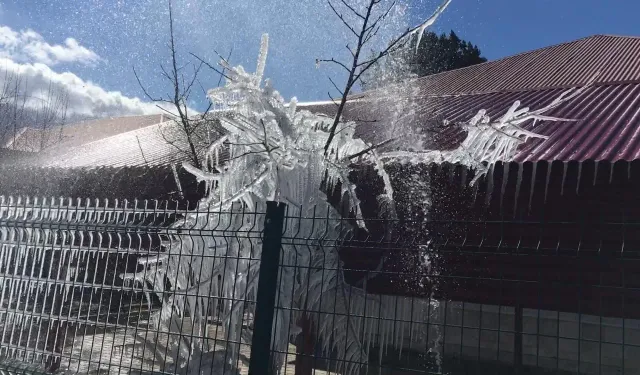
[249,201,286,375]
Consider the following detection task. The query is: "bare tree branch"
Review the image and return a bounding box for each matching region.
[364,0,396,34]
[327,0,360,37]
[339,0,366,19]
[323,0,378,155]
[0,69,69,151]
[217,47,234,87]
[345,137,398,160]
[328,76,345,96]
[132,0,223,169]
[316,58,352,73]
[155,104,179,118]
[328,92,340,108]
[322,0,451,155]
[136,135,150,165]
[160,64,173,82]
[346,44,356,58]
[189,53,231,81]
[133,67,164,103]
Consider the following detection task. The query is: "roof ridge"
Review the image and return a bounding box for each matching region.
[412,35,597,83]
[593,33,640,39]
[415,34,640,82]
[39,117,172,156]
[354,35,603,98]
[356,34,640,98]
[354,79,640,104]
[65,119,172,149]
[66,113,164,127]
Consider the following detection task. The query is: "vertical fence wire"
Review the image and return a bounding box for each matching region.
[0,196,264,374]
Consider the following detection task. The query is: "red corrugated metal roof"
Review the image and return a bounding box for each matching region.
[396,35,640,96]
[301,35,640,163]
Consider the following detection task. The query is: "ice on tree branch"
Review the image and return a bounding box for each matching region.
[254,34,269,86]
[410,0,452,52]
[123,28,591,374]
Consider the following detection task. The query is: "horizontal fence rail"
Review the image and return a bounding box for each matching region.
[0,196,638,375]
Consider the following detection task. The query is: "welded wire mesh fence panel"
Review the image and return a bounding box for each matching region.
[275,209,640,375]
[0,196,266,375]
[2,194,640,375]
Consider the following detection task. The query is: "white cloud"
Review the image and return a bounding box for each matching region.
[0,25,101,66]
[0,25,199,120]
[0,57,163,118]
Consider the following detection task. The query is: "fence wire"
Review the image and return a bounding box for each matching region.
[0,196,264,375]
[0,196,639,375]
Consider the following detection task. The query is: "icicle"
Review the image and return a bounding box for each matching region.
[471,175,480,205]
[485,164,494,207]
[593,160,599,185]
[288,97,298,120]
[448,165,455,184]
[610,161,615,184]
[529,161,539,212]
[378,317,385,369]
[500,163,509,214]
[254,34,269,86]
[560,161,568,196]
[629,161,632,180]
[513,163,523,218]
[410,0,452,52]
[171,163,184,199]
[364,310,372,357]
[399,298,406,357]
[544,163,552,204]
[576,162,582,195]
[392,296,400,351]
[383,304,391,356]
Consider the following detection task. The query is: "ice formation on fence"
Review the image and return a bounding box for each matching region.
[118,32,589,375]
[121,33,403,375]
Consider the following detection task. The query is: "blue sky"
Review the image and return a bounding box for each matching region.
[0,0,637,118]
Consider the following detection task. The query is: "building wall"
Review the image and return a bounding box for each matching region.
[357,297,640,375]
[336,160,640,373]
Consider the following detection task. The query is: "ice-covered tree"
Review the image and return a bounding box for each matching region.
[123,33,400,374]
[121,1,591,374]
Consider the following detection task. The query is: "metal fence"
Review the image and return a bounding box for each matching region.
[0,196,639,375]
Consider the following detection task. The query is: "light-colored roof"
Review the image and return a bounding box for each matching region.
[35,120,189,168]
[29,114,227,169]
[6,114,166,152]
